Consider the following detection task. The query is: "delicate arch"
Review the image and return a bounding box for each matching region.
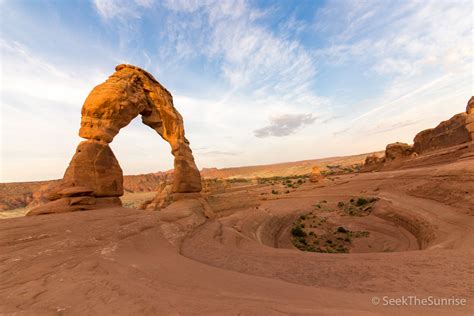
[28,65,201,216]
[79,64,201,193]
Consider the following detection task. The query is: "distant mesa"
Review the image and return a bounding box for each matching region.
[28,64,202,216]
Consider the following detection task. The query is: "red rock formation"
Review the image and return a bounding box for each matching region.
[28,65,201,215]
[309,166,323,183]
[385,143,415,162]
[361,154,385,172]
[466,96,474,140]
[62,140,123,197]
[414,97,473,154]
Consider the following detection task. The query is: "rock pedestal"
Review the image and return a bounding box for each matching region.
[309,166,323,183]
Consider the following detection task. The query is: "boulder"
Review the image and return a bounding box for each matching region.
[385,143,415,163]
[309,166,323,183]
[361,154,385,172]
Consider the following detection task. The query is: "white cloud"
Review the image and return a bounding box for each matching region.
[92,0,152,19]
[162,0,322,110]
[254,113,317,138]
[314,0,472,140]
[0,39,108,182]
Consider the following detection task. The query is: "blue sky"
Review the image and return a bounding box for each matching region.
[0,0,472,182]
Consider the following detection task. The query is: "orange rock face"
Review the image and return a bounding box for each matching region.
[414,97,473,154]
[79,64,201,193]
[361,154,385,172]
[385,142,415,162]
[62,140,123,197]
[309,166,323,183]
[466,96,474,140]
[28,64,202,215]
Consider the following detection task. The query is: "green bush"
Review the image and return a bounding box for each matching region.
[291,225,306,237]
[337,226,348,233]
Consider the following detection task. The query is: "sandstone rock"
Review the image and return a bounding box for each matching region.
[28,64,201,216]
[27,196,122,216]
[69,196,96,206]
[309,166,323,183]
[465,96,474,140]
[414,113,471,154]
[385,143,415,162]
[62,140,123,197]
[79,64,201,193]
[466,96,474,114]
[27,198,95,216]
[361,154,385,172]
[58,186,95,198]
[143,175,175,210]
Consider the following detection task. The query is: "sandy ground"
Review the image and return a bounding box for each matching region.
[0,159,473,315]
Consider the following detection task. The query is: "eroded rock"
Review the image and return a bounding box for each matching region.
[414,97,474,154]
[309,166,323,183]
[28,64,202,215]
[385,143,415,162]
[361,154,385,172]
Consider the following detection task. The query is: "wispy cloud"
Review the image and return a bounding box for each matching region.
[92,0,152,19]
[1,0,471,181]
[314,0,472,140]
[254,113,317,138]
[161,0,322,109]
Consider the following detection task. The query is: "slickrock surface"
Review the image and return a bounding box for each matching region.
[1,157,473,315]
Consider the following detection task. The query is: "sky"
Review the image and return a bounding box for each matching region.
[0,0,472,182]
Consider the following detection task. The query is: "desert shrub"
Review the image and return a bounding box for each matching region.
[337,201,345,208]
[337,226,348,233]
[291,225,306,237]
[355,197,369,206]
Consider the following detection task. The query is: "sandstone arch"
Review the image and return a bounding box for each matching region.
[28,64,201,215]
